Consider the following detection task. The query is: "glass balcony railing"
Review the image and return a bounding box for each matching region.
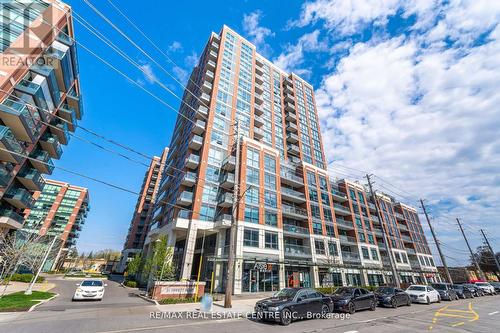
[342,252,361,262]
[281,187,305,200]
[284,243,310,255]
[30,149,55,174]
[281,204,308,218]
[0,208,24,224]
[40,133,63,159]
[0,99,40,141]
[339,235,357,244]
[280,170,304,184]
[4,187,35,208]
[17,167,44,190]
[334,203,351,214]
[282,224,309,235]
[0,125,25,163]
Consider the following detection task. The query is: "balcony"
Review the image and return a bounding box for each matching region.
[281,187,305,203]
[254,94,264,105]
[342,252,361,263]
[281,204,308,219]
[200,93,211,104]
[66,89,83,120]
[0,99,40,143]
[202,81,213,94]
[399,224,409,231]
[255,73,264,85]
[254,83,263,94]
[285,102,295,112]
[177,191,193,206]
[331,189,348,202]
[17,166,44,191]
[395,212,405,221]
[186,153,200,169]
[371,215,380,224]
[40,133,62,159]
[196,105,209,119]
[181,171,196,187]
[0,208,24,231]
[283,224,309,236]
[253,127,264,139]
[0,125,25,163]
[48,43,76,92]
[406,248,416,255]
[208,50,218,61]
[215,214,232,229]
[58,106,77,131]
[254,104,264,116]
[0,164,12,187]
[401,235,412,242]
[210,41,219,52]
[222,155,235,171]
[373,228,383,236]
[29,149,54,174]
[285,111,297,122]
[255,57,264,67]
[255,64,264,76]
[336,218,355,230]
[368,202,376,211]
[287,144,300,156]
[217,192,233,207]
[286,122,298,133]
[284,243,310,257]
[49,121,70,145]
[206,59,216,71]
[280,170,304,187]
[286,132,299,143]
[283,76,293,87]
[192,119,206,135]
[254,115,264,127]
[221,172,235,189]
[205,70,214,82]
[284,93,294,103]
[4,187,35,209]
[339,235,357,245]
[284,83,294,95]
[189,135,203,150]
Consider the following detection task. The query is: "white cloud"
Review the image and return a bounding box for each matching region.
[137,63,157,85]
[185,51,199,68]
[172,65,188,84]
[168,41,183,52]
[242,10,275,55]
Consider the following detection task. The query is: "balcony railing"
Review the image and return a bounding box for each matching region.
[282,224,309,235]
[284,244,310,256]
[342,252,361,263]
[17,167,44,191]
[0,99,40,143]
[339,235,357,244]
[281,187,305,202]
[334,203,351,215]
[4,187,35,209]
[282,204,308,219]
[29,149,54,174]
[0,125,25,163]
[279,170,304,186]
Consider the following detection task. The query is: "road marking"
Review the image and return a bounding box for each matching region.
[95,318,242,333]
[452,322,465,327]
[343,331,359,333]
[489,311,499,316]
[428,301,479,330]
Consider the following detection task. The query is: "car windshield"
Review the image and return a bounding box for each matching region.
[376,287,394,294]
[407,286,426,291]
[432,284,446,290]
[81,280,103,287]
[334,287,354,296]
[452,285,463,290]
[273,288,297,298]
[476,283,489,286]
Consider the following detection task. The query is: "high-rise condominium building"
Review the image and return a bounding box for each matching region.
[117,147,168,273]
[0,1,83,236]
[23,179,89,271]
[146,26,439,294]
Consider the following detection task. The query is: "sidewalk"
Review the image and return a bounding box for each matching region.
[0,280,56,295]
[155,297,259,314]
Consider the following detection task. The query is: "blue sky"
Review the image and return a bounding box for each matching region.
[58,0,500,265]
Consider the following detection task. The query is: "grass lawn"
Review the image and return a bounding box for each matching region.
[0,291,55,312]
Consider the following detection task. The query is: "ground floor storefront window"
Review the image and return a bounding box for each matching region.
[285,266,311,288]
[242,262,279,292]
[346,273,362,286]
[367,274,384,286]
[319,270,343,287]
[400,274,414,284]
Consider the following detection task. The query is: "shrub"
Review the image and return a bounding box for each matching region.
[124,280,137,288]
[7,274,44,283]
[158,297,198,304]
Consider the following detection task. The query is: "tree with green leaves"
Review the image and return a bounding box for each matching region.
[142,235,175,282]
[126,253,142,279]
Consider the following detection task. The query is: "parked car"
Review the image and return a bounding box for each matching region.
[452,284,474,299]
[431,283,459,301]
[374,287,411,308]
[489,281,500,293]
[66,268,84,276]
[463,283,484,297]
[254,288,333,326]
[329,287,376,314]
[406,285,441,304]
[374,287,412,308]
[73,279,107,301]
[475,282,497,295]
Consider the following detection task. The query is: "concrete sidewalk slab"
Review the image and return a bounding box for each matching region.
[0,281,56,295]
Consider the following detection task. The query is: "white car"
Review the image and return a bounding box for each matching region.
[73,279,107,301]
[475,282,497,295]
[406,285,441,304]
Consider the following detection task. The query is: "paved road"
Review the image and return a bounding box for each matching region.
[1,278,499,333]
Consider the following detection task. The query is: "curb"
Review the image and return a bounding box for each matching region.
[28,293,59,312]
[136,293,159,305]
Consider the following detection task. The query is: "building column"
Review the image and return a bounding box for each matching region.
[180,223,198,280]
[213,230,226,292]
[311,266,320,288]
[341,269,347,286]
[361,269,369,286]
[233,223,244,294]
[278,230,285,289]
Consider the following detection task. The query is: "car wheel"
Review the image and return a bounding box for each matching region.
[426,296,431,305]
[391,298,398,309]
[348,302,356,314]
[369,300,376,311]
[456,295,460,301]
[321,304,330,319]
[407,297,412,306]
[280,308,292,326]
[437,295,441,303]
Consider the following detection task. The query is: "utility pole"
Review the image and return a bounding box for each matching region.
[457,218,486,281]
[25,235,58,295]
[480,229,500,278]
[420,199,453,284]
[224,121,241,308]
[366,174,400,288]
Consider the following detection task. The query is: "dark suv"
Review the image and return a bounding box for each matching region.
[329,287,377,314]
[431,283,459,301]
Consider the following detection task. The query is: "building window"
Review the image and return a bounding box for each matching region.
[361,247,370,260]
[315,240,325,255]
[264,191,277,208]
[244,207,259,224]
[328,241,338,256]
[264,154,275,172]
[371,249,379,261]
[265,211,277,226]
[244,228,259,247]
[247,147,260,168]
[265,232,278,249]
